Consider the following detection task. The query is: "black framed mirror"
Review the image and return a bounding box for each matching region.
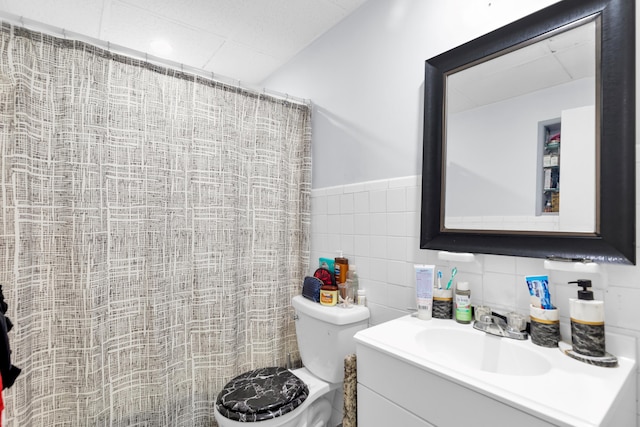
[420,0,635,264]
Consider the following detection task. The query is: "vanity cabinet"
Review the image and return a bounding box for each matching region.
[356,343,551,427]
[357,384,431,427]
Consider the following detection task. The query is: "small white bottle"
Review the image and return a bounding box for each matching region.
[357,289,366,306]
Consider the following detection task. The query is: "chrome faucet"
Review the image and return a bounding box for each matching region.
[473,310,528,340]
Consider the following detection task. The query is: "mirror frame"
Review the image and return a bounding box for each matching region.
[420,0,635,264]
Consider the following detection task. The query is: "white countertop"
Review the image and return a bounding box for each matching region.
[354,315,636,427]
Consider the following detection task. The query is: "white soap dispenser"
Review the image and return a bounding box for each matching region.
[568,279,605,357]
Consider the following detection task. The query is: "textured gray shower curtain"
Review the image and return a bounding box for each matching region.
[0,24,311,426]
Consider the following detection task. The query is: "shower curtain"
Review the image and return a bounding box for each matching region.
[0,24,311,426]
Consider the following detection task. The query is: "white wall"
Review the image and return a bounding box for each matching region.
[558,104,596,232]
[263,0,563,189]
[266,0,640,424]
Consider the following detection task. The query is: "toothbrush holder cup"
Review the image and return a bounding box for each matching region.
[529,305,560,347]
[433,289,453,319]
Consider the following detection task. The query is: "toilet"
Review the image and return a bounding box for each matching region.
[214,295,370,427]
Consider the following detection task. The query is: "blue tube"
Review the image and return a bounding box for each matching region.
[526,275,553,309]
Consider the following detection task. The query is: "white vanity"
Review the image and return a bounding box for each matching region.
[354,316,636,427]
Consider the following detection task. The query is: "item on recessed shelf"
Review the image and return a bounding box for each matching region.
[544,168,552,189]
[414,265,435,320]
[454,281,471,324]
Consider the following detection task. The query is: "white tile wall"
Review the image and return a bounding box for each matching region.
[310,174,640,422]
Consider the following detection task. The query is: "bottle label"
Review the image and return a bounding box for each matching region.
[455,294,472,321]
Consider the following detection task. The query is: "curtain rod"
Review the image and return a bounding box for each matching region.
[0,11,311,107]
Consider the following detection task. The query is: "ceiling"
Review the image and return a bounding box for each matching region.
[0,0,368,84]
[447,19,596,114]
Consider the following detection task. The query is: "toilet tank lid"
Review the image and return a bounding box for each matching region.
[292,295,370,325]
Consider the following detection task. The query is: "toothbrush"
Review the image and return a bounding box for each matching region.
[437,270,443,289]
[445,267,457,290]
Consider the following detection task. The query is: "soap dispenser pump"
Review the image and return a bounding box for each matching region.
[569,279,605,357]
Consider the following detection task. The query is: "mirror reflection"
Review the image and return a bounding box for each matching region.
[443,18,597,233]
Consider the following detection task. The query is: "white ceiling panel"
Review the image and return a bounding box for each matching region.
[0,0,369,84]
[104,1,227,69]
[205,39,284,83]
[0,0,104,38]
[223,0,356,58]
[116,0,247,37]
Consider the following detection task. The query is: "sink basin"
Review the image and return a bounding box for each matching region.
[415,328,552,376]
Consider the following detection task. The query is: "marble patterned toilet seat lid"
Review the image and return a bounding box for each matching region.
[216,367,309,422]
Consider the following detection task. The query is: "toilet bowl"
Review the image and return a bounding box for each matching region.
[214,295,370,427]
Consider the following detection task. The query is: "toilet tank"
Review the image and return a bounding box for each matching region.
[292,295,370,384]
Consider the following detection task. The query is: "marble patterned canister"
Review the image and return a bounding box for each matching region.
[433,289,453,319]
[569,298,605,357]
[571,320,605,357]
[529,305,560,347]
[343,354,357,427]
